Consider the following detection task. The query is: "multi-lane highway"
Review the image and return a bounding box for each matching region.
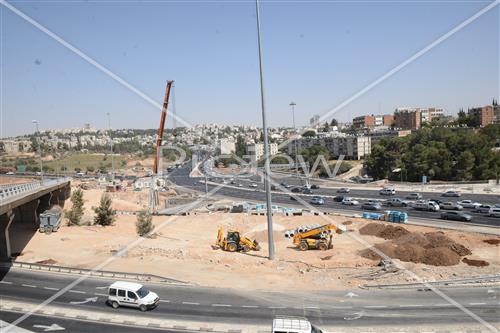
[1,268,499,331]
[168,165,500,227]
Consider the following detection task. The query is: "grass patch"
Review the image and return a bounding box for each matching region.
[45,153,126,172]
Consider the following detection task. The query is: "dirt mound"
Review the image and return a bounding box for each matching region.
[483,239,500,245]
[36,258,57,265]
[342,221,353,226]
[359,227,471,266]
[463,258,489,267]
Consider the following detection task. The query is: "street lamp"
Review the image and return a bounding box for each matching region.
[32,120,43,183]
[289,101,299,181]
[255,0,275,260]
[106,112,115,180]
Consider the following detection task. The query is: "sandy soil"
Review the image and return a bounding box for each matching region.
[14,208,500,291]
[0,177,37,185]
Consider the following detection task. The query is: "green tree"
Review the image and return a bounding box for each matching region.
[93,194,116,226]
[302,130,316,137]
[136,210,153,237]
[330,118,338,127]
[235,135,246,157]
[65,189,85,226]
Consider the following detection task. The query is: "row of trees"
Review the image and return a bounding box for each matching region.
[364,124,500,182]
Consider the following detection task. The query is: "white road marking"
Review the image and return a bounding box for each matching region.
[398,304,422,308]
[268,306,286,309]
[304,306,319,309]
[0,281,13,285]
[182,302,200,305]
[94,293,107,297]
[434,303,450,307]
[329,306,353,309]
[212,304,232,307]
[241,305,259,308]
[159,300,170,303]
[43,287,59,291]
[363,305,387,309]
[69,290,86,294]
[469,302,486,306]
[22,284,36,288]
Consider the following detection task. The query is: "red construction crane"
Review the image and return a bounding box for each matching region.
[153,80,174,175]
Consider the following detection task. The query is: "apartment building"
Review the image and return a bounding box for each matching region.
[246,143,278,162]
[394,108,421,130]
[420,107,444,123]
[352,114,394,128]
[218,138,235,155]
[468,106,495,127]
[287,135,371,160]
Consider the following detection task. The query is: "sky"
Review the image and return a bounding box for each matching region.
[1,0,499,137]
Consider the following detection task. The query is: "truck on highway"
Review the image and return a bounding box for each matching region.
[413,200,440,212]
[384,198,408,207]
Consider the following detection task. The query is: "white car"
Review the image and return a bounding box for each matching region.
[475,204,493,214]
[379,187,396,196]
[457,200,481,209]
[342,197,359,205]
[249,183,258,188]
[107,281,159,312]
[488,208,500,218]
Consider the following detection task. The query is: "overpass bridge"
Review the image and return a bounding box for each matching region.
[0,177,71,260]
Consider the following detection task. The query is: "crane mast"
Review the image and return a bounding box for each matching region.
[153,80,174,175]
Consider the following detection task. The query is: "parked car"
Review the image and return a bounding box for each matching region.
[457,200,481,209]
[385,198,408,207]
[362,202,382,210]
[439,202,463,210]
[310,196,325,205]
[337,188,350,193]
[475,204,493,214]
[342,197,359,205]
[108,281,159,311]
[488,208,500,217]
[303,188,313,194]
[442,190,461,197]
[440,211,472,222]
[291,187,302,193]
[379,187,396,196]
[413,200,440,212]
[333,195,345,202]
[406,193,422,200]
[311,184,320,189]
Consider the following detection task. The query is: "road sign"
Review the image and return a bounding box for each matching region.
[422,175,427,184]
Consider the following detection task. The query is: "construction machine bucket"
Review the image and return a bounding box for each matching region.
[253,240,261,251]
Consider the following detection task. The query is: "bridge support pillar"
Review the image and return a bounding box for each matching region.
[14,199,40,227]
[0,210,15,261]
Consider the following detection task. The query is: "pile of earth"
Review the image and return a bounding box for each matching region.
[359,223,472,266]
[483,239,500,245]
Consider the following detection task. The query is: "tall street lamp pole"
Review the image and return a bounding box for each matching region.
[255,0,274,260]
[32,120,43,183]
[289,101,299,181]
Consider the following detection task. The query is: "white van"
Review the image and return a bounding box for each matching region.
[107,281,159,312]
[413,200,440,212]
[272,316,322,333]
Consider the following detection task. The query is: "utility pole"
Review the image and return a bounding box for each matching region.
[106,112,115,180]
[289,101,299,181]
[32,120,43,183]
[255,0,274,260]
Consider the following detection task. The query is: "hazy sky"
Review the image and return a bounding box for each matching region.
[1,0,499,137]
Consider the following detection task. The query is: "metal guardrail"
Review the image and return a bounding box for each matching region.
[0,177,71,201]
[0,261,189,285]
[363,274,500,289]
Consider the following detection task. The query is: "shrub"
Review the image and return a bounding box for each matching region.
[136,210,153,237]
[93,194,116,226]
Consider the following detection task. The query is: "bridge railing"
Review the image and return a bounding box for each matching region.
[0,177,71,201]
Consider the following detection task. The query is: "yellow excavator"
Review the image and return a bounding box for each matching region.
[215,226,261,252]
[293,223,342,251]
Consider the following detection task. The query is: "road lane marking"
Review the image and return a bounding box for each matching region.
[469,302,486,306]
[182,302,200,305]
[94,293,107,297]
[304,306,319,309]
[69,290,86,294]
[21,284,36,288]
[329,306,353,309]
[159,300,170,303]
[268,306,286,309]
[0,281,13,285]
[212,304,232,307]
[241,305,259,308]
[43,287,59,291]
[434,303,450,307]
[363,305,387,309]
[398,304,422,308]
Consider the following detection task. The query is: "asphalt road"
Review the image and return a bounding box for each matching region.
[0,268,499,329]
[168,165,500,227]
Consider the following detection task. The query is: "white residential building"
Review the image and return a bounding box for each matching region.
[246,143,278,162]
[287,136,371,160]
[218,138,236,155]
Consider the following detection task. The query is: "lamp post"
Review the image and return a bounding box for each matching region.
[289,101,299,181]
[32,120,43,183]
[106,112,115,180]
[255,0,274,260]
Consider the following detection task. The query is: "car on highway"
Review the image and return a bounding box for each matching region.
[342,197,359,205]
[440,211,472,222]
[457,200,481,209]
[439,202,463,210]
[429,198,444,205]
[474,204,493,214]
[413,200,440,212]
[362,202,382,210]
[290,196,297,201]
[6,171,15,175]
[291,187,302,193]
[280,182,291,189]
[406,192,422,200]
[238,183,243,187]
[310,184,320,189]
[488,208,500,217]
[379,187,396,195]
[310,196,325,205]
[384,198,408,207]
[303,188,313,194]
[108,281,159,312]
[442,190,461,197]
[337,188,350,193]
[249,183,258,188]
[333,195,345,202]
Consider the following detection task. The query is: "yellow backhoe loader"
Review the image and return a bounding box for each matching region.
[214,226,261,252]
[292,224,342,251]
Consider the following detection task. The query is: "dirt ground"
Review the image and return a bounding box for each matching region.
[13,200,500,291]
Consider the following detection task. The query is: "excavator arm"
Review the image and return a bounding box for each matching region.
[153,80,174,175]
[293,224,340,246]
